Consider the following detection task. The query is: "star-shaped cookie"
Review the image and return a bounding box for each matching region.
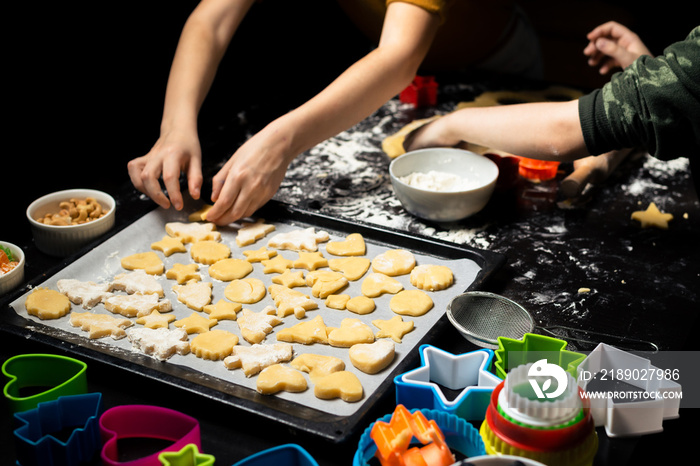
[150,235,187,256]
[261,254,294,274]
[174,312,218,334]
[372,315,414,343]
[136,310,177,329]
[166,263,201,284]
[271,269,306,288]
[631,202,674,229]
[203,299,242,321]
[242,246,277,262]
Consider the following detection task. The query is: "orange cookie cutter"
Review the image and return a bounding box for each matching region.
[370,404,454,466]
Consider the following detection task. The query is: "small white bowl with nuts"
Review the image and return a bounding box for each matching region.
[26,188,116,256]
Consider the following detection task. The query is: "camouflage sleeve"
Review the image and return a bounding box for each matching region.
[579,26,700,160]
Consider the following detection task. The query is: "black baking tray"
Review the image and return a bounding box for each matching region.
[0,200,505,442]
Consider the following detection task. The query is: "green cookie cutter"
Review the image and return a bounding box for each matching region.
[2,353,88,413]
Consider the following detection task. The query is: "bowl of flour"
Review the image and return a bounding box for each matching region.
[389,148,498,222]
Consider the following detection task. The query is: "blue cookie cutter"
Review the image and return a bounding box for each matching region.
[394,345,502,421]
[232,444,318,466]
[12,392,103,466]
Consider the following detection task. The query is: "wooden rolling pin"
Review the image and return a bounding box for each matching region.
[560,149,633,198]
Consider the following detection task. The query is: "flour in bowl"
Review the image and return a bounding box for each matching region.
[398,170,477,192]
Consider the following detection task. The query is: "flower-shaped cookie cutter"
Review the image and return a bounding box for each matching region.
[493,333,587,380]
[232,444,319,466]
[353,406,485,466]
[158,444,215,466]
[99,405,201,466]
[2,353,88,414]
[394,345,502,421]
[13,392,103,466]
[576,343,681,437]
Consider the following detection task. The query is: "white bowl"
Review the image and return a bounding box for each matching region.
[26,189,116,257]
[0,241,25,296]
[389,148,498,222]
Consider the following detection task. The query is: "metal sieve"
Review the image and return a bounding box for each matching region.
[446,291,658,352]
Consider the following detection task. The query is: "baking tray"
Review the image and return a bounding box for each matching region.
[1,200,505,442]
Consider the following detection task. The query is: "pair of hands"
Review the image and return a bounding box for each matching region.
[583,21,652,75]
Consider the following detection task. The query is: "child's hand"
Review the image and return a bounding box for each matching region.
[584,21,652,74]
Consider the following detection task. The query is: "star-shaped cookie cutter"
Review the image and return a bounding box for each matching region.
[577,343,681,437]
[13,392,103,466]
[394,345,502,421]
[158,443,215,466]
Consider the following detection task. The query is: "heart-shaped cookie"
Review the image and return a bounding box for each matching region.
[314,371,363,402]
[326,233,366,256]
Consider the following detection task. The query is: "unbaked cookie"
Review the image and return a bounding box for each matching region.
[172,281,213,311]
[208,258,253,281]
[166,263,202,284]
[25,288,72,320]
[236,306,283,344]
[223,343,294,377]
[328,257,371,281]
[345,296,376,315]
[174,312,218,334]
[631,202,674,229]
[276,315,329,345]
[189,329,238,360]
[349,339,395,374]
[110,269,164,296]
[69,311,133,340]
[328,318,375,347]
[203,299,242,321]
[56,279,112,309]
[371,249,415,276]
[150,236,187,257]
[136,310,176,329]
[127,327,190,361]
[165,222,221,243]
[104,293,172,318]
[291,353,345,383]
[325,294,351,310]
[268,227,329,252]
[261,254,294,274]
[188,204,213,222]
[190,240,231,265]
[268,284,318,319]
[256,364,307,395]
[235,218,276,247]
[326,233,366,256]
[314,371,363,402]
[121,252,164,275]
[242,246,277,263]
[382,116,441,159]
[271,269,306,288]
[293,251,328,271]
[361,273,403,298]
[305,270,349,298]
[409,264,454,291]
[372,315,414,343]
[224,278,266,304]
[389,289,433,316]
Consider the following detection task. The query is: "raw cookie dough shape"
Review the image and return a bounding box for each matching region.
[256,364,307,395]
[268,227,330,252]
[166,263,202,284]
[631,202,674,229]
[172,281,213,311]
[305,270,349,298]
[236,218,276,247]
[314,371,363,402]
[349,339,395,374]
[127,327,190,361]
[136,310,176,329]
[390,289,433,317]
[371,249,416,276]
[325,294,351,310]
[189,329,239,360]
[151,236,187,257]
[328,318,375,347]
[271,269,306,288]
[190,240,231,265]
[121,252,164,275]
[382,116,441,159]
[373,315,414,343]
[261,254,294,274]
[277,315,329,345]
[346,296,376,315]
[165,222,221,243]
[269,284,318,319]
[410,264,454,291]
[188,204,213,222]
[326,233,366,256]
[110,269,164,296]
[224,278,266,304]
[56,279,112,309]
[243,246,277,263]
[294,251,328,271]
[223,343,294,377]
[361,273,404,298]
[208,258,253,281]
[174,312,218,334]
[203,299,242,321]
[69,312,133,340]
[237,306,283,344]
[328,257,371,281]
[103,293,172,318]
[25,288,72,320]
[291,353,345,383]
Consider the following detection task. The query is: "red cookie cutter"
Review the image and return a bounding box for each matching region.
[400,76,438,108]
[370,404,454,466]
[99,405,201,466]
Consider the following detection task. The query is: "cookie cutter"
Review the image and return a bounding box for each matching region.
[353,407,485,466]
[99,405,201,466]
[2,354,88,414]
[158,444,215,466]
[394,345,502,421]
[493,334,587,380]
[231,444,318,466]
[13,392,103,466]
[576,343,681,437]
[480,380,598,466]
[399,76,438,107]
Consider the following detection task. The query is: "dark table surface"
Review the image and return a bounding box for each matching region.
[2,75,698,465]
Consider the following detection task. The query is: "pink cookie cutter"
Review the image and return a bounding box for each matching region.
[99,405,201,466]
